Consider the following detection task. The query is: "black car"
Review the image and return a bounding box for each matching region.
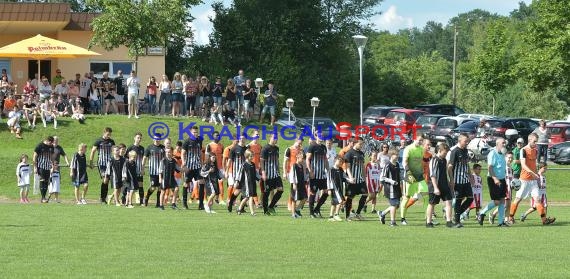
[415,114,448,138]
[296,117,342,142]
[548,142,570,164]
[429,117,476,146]
[489,118,539,142]
[450,120,480,144]
[414,104,466,116]
[363,105,403,124]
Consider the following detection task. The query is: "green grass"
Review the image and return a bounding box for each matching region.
[1,114,570,278]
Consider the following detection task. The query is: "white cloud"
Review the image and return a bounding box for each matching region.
[371,5,413,33]
[189,8,216,45]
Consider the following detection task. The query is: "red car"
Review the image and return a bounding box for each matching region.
[384,109,427,135]
[547,123,570,147]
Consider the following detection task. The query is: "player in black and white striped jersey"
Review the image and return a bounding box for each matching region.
[261,134,282,215]
[125,132,145,205]
[343,138,368,221]
[143,136,165,207]
[106,146,126,206]
[89,127,115,204]
[306,133,330,218]
[33,136,54,203]
[181,126,204,210]
[235,150,259,216]
[226,134,248,213]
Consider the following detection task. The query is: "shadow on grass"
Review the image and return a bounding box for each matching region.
[0,224,42,228]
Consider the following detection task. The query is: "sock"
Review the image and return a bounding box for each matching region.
[509,203,519,217]
[405,198,416,209]
[308,194,316,215]
[146,188,154,204]
[100,182,106,202]
[228,193,237,212]
[121,187,127,205]
[198,184,205,209]
[182,187,188,206]
[497,202,505,224]
[454,198,462,222]
[218,181,224,201]
[156,189,161,207]
[269,191,283,208]
[262,191,271,213]
[356,195,367,214]
[460,198,474,214]
[40,181,48,199]
[479,202,495,215]
[227,186,234,201]
[138,187,144,205]
[345,197,353,219]
[315,193,329,212]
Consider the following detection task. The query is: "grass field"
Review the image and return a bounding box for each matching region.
[1,115,569,278]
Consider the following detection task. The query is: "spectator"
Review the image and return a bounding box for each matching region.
[101,72,117,115]
[212,76,223,107]
[79,73,92,113]
[22,96,38,129]
[7,105,23,139]
[68,80,79,104]
[54,79,69,100]
[147,76,158,115]
[533,119,550,164]
[3,94,16,116]
[225,79,237,110]
[55,96,69,117]
[52,69,64,86]
[259,81,278,126]
[40,99,57,129]
[158,74,171,115]
[126,70,140,119]
[71,98,86,124]
[38,78,52,102]
[113,70,126,114]
[74,73,81,86]
[23,79,36,96]
[1,68,12,82]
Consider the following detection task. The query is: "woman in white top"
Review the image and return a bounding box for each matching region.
[158,74,171,115]
[170,72,183,117]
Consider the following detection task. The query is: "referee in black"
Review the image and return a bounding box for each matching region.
[261,134,283,215]
[33,136,54,203]
[447,133,474,227]
[306,133,330,218]
[343,138,367,220]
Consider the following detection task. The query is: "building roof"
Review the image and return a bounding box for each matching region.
[0,2,96,32]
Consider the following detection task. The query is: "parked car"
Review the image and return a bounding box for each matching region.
[449,120,480,144]
[276,108,297,127]
[488,118,539,143]
[548,141,570,164]
[384,109,427,135]
[429,116,476,146]
[363,105,403,124]
[296,117,342,143]
[415,114,448,138]
[414,104,466,116]
[456,113,496,120]
[547,123,570,147]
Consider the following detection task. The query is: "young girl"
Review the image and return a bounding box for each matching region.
[201,153,224,214]
[365,151,382,214]
[327,156,349,221]
[40,99,57,129]
[521,163,549,222]
[289,151,308,218]
[71,98,86,123]
[70,143,89,205]
[17,154,31,203]
[235,150,259,216]
[47,161,61,203]
[123,151,139,208]
[159,147,181,210]
[210,102,223,125]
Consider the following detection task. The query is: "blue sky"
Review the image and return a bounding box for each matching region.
[190,0,532,45]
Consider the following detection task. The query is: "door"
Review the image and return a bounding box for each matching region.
[28,60,51,82]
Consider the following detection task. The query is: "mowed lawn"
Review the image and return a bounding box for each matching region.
[1,115,570,278]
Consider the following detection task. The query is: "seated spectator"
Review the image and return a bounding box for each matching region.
[38,78,53,102]
[3,94,16,116]
[7,105,23,139]
[71,98,85,124]
[54,79,69,100]
[22,96,38,129]
[40,99,57,129]
[222,101,239,127]
[55,96,69,117]
[23,79,36,97]
[68,80,79,104]
[210,102,223,125]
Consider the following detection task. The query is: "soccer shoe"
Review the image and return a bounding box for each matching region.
[160,206,165,210]
[250,213,256,217]
[477,214,485,226]
[432,220,440,226]
[460,212,468,221]
[378,211,386,224]
[127,204,134,208]
[355,214,364,221]
[115,203,121,207]
[446,221,454,228]
[263,212,271,216]
[328,217,335,222]
[497,222,509,227]
[370,209,377,214]
[310,214,318,219]
[76,201,82,205]
[401,218,408,225]
[81,199,87,205]
[426,223,434,228]
[454,223,464,228]
[171,204,179,210]
[315,211,323,218]
[543,217,556,225]
[432,212,438,218]
[295,210,303,217]
[520,214,527,222]
[389,222,397,227]
[333,215,342,221]
[489,214,495,224]
[269,207,276,214]
[363,205,368,213]
[218,200,227,206]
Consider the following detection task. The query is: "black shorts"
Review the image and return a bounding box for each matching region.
[112,181,123,189]
[244,182,257,198]
[104,94,115,100]
[124,181,136,191]
[38,168,51,182]
[291,184,308,201]
[429,185,452,204]
[264,177,283,191]
[150,175,160,187]
[488,177,507,200]
[345,182,367,197]
[454,183,473,199]
[205,182,220,196]
[330,189,344,205]
[309,178,327,193]
[185,168,202,183]
[161,178,178,190]
[98,165,107,178]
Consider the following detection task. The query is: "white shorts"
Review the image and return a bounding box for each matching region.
[470,192,482,208]
[515,179,539,200]
[227,175,235,186]
[128,93,138,105]
[530,194,547,208]
[49,180,60,193]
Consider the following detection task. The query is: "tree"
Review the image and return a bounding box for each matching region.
[87,0,199,71]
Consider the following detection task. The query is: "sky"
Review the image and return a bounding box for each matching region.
[190,0,532,45]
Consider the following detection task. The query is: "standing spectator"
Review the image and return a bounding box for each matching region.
[79,73,92,112]
[212,76,223,107]
[533,120,550,164]
[198,76,212,121]
[52,69,64,86]
[126,70,140,119]
[33,136,54,203]
[184,76,198,117]
[242,79,256,121]
[512,138,524,179]
[74,73,81,86]
[233,69,247,117]
[170,72,183,117]
[158,74,171,115]
[2,68,12,82]
[259,81,278,126]
[147,76,158,115]
[89,82,101,115]
[113,70,126,114]
[224,79,237,110]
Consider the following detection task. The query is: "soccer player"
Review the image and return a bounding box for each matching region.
[123,150,139,208]
[462,163,483,220]
[378,152,401,226]
[125,132,145,206]
[427,143,454,228]
[400,135,429,225]
[34,136,54,203]
[508,133,555,225]
[365,151,382,214]
[47,161,61,203]
[159,147,181,210]
[205,131,225,205]
[477,138,508,227]
[89,127,115,204]
[289,151,308,218]
[182,126,204,210]
[17,154,31,203]
[201,153,223,213]
[327,156,349,222]
[447,134,474,227]
[223,135,238,205]
[226,134,248,213]
[70,143,89,205]
[283,138,303,212]
[343,138,367,221]
[521,162,548,221]
[235,150,259,216]
[142,137,165,207]
[246,130,262,207]
[106,146,125,206]
[261,134,283,215]
[306,133,329,218]
[325,139,337,169]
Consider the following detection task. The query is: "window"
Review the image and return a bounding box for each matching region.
[90,61,133,78]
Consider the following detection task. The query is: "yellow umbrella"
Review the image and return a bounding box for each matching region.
[0,34,100,82]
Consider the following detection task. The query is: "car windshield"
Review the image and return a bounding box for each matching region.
[438,119,458,128]
[313,119,335,127]
[416,116,438,125]
[386,112,405,121]
[548,127,563,134]
[364,107,383,115]
[487,120,503,128]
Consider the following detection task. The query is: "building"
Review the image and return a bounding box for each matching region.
[0,2,165,93]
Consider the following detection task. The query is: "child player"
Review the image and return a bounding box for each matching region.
[426,143,454,228]
[521,163,548,222]
[462,163,483,220]
[123,150,139,208]
[235,150,259,216]
[378,152,401,226]
[327,156,349,221]
[16,154,31,203]
[47,161,61,203]
[159,147,181,210]
[289,151,308,218]
[106,146,126,206]
[365,150,382,214]
[201,153,223,214]
[70,143,89,205]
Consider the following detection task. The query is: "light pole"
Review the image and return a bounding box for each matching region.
[452,25,458,106]
[353,35,368,126]
[286,98,294,125]
[310,97,320,132]
[255,77,263,119]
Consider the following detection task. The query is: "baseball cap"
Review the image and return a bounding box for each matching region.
[517,138,524,143]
